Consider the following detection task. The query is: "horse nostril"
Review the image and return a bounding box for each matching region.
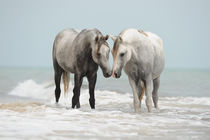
[114,72,118,77]
[104,72,111,77]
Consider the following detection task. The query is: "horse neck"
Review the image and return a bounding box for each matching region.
[72,30,99,63]
[72,36,93,63]
[125,44,137,62]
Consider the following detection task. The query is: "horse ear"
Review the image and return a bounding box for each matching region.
[105,35,109,40]
[95,35,99,42]
[119,36,123,42]
[109,34,116,42]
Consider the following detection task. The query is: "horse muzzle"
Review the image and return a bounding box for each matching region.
[112,70,121,78]
[103,70,112,78]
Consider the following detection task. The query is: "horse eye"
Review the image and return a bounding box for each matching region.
[97,53,101,57]
[120,53,125,57]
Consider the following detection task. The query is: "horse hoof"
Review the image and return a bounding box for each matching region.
[66,106,70,110]
[76,103,80,108]
[147,107,152,113]
[134,108,140,113]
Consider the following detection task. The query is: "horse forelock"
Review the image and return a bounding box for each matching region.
[111,39,120,77]
[96,39,109,54]
[112,38,121,60]
[111,38,121,76]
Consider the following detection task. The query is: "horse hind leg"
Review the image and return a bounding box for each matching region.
[54,72,62,103]
[152,77,160,109]
[53,60,64,103]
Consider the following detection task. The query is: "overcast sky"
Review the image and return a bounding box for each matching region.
[0,0,210,68]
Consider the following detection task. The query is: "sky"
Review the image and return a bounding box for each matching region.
[0,0,210,68]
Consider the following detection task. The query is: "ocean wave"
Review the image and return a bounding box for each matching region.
[8,80,132,108]
[8,79,210,106]
[9,79,54,100]
[1,79,210,139]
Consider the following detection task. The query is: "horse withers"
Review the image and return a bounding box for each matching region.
[110,28,165,113]
[53,28,111,109]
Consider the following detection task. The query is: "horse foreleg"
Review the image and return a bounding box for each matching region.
[72,74,83,109]
[152,77,160,109]
[87,72,97,109]
[128,77,140,113]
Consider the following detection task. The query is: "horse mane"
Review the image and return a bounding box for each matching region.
[138,29,148,37]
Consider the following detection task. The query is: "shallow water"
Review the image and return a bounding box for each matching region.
[0,79,210,140]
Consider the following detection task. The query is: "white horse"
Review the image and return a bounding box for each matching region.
[110,28,165,112]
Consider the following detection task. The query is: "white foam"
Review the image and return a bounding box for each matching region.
[9,79,54,100]
[8,79,132,107]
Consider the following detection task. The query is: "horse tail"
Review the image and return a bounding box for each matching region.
[62,71,70,97]
[139,83,145,102]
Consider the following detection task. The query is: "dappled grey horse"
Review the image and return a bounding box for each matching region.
[110,28,165,112]
[53,28,111,109]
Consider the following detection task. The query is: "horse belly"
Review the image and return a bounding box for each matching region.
[145,32,165,79]
[56,51,75,73]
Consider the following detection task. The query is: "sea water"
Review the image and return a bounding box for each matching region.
[0,67,210,140]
